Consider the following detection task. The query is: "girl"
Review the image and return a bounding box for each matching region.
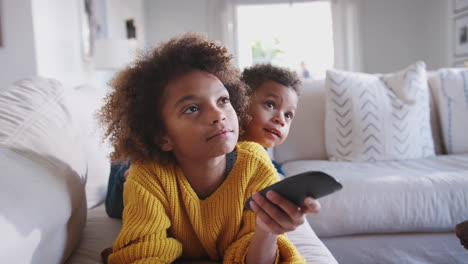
[100,33,315,263]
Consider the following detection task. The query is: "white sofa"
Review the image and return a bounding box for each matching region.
[273,72,468,263]
[0,78,112,264]
[1,65,467,263]
[0,77,337,264]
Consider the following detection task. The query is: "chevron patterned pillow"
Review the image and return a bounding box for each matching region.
[324,61,435,161]
[429,68,468,154]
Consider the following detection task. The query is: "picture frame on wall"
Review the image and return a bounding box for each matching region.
[454,0,468,13]
[454,13,468,57]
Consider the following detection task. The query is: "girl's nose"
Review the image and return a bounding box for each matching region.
[210,107,227,125]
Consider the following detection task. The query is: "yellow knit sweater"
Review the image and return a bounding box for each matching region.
[109,141,304,264]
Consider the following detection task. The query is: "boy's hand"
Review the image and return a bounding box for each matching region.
[301,196,321,214]
[123,169,130,179]
[250,191,317,235]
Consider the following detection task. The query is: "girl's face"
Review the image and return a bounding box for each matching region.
[244,80,298,148]
[160,70,239,161]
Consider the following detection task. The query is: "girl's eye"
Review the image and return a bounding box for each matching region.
[264,101,275,109]
[285,112,293,120]
[183,105,199,114]
[220,97,230,104]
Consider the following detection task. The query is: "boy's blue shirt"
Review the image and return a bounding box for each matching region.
[264,147,285,176]
[272,159,285,176]
[105,162,130,219]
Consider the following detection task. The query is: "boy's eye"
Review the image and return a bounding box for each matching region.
[183,105,199,114]
[264,101,275,109]
[220,97,230,104]
[285,112,293,120]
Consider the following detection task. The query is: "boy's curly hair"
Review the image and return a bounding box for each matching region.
[99,33,249,164]
[241,63,301,95]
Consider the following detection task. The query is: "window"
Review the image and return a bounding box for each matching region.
[236,1,334,79]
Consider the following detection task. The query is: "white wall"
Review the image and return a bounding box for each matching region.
[0,0,145,90]
[31,0,88,88]
[31,0,146,89]
[358,0,450,72]
[0,0,450,90]
[143,0,451,73]
[144,0,209,47]
[0,0,37,90]
[107,0,146,49]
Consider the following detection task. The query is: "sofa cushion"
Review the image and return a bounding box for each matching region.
[67,204,339,264]
[428,69,468,154]
[324,61,435,161]
[273,74,444,163]
[282,153,468,238]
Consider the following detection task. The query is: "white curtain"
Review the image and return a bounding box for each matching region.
[330,0,363,71]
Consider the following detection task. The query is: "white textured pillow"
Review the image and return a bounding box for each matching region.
[429,69,468,154]
[325,61,435,161]
[0,77,87,177]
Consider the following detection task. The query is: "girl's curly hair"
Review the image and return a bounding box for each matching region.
[99,33,249,164]
[241,63,301,95]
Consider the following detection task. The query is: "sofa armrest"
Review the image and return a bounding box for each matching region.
[0,147,86,263]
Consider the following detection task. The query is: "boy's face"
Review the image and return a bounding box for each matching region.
[244,80,298,148]
[160,71,239,161]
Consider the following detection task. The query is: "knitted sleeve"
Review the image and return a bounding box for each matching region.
[108,179,183,264]
[223,145,305,264]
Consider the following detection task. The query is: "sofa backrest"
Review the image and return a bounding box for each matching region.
[274,77,445,164]
[274,80,328,163]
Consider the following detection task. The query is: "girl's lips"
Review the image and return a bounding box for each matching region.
[207,129,233,140]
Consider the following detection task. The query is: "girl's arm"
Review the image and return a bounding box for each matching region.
[246,191,321,264]
[245,228,278,264]
[109,180,182,264]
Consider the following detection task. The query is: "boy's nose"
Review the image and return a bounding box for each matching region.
[273,114,285,126]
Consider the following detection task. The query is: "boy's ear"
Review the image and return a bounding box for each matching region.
[157,136,173,152]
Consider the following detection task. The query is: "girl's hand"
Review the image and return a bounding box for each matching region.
[249,190,311,235]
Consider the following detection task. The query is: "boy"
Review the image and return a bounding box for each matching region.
[241,63,300,178]
[241,64,338,263]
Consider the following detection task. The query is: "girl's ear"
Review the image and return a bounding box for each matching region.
[158,136,173,152]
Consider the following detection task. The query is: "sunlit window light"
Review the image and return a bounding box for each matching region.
[236,1,334,80]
